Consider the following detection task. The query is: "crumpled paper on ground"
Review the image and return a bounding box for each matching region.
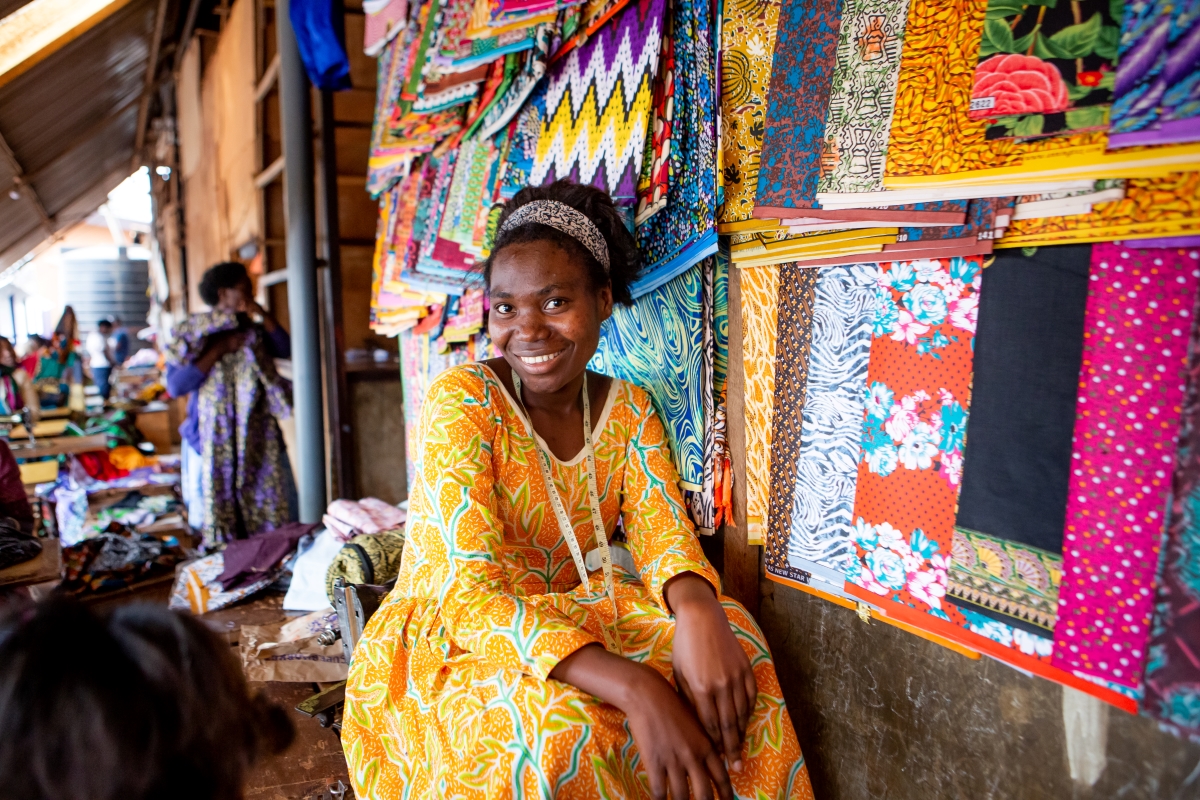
[240,609,346,682]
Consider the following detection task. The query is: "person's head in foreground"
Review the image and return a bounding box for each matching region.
[0,597,293,800]
[483,180,639,396]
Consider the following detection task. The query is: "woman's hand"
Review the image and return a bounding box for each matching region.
[550,644,733,800]
[665,573,757,773]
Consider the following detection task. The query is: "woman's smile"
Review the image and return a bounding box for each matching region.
[517,349,565,365]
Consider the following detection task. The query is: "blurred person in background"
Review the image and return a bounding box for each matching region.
[0,596,294,800]
[166,262,296,546]
[33,332,83,410]
[0,337,38,422]
[110,316,131,367]
[18,335,46,377]
[86,319,116,401]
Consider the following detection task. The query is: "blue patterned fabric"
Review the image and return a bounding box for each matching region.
[591,262,705,488]
[630,0,717,297]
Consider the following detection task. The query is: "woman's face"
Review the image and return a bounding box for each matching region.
[0,341,15,368]
[216,277,252,312]
[488,239,612,397]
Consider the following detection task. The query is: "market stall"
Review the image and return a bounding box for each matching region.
[353,0,1200,745]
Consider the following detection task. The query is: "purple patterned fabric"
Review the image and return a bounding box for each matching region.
[167,312,294,546]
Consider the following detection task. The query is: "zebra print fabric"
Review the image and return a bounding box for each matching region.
[775,264,878,574]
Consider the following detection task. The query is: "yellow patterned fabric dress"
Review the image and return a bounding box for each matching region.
[342,364,813,799]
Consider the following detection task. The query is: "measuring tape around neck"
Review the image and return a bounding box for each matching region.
[510,369,621,655]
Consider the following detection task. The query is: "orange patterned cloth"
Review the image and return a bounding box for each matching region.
[998,172,1200,245]
[342,364,813,799]
[884,0,1105,180]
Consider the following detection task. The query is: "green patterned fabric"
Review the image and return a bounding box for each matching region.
[325,529,406,603]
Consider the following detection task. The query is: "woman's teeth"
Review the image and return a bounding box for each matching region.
[520,351,563,365]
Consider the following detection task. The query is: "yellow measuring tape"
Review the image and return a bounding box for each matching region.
[511,370,622,655]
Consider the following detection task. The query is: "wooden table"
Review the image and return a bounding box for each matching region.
[0,538,60,589]
[9,433,107,460]
[202,593,353,799]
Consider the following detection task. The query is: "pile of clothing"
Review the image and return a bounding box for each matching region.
[323,497,406,541]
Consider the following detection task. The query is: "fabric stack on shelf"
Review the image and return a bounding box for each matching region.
[732,0,1200,733]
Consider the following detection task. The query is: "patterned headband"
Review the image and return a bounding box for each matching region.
[497,200,611,272]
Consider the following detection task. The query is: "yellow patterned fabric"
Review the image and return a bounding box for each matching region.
[741,265,779,546]
[718,0,783,225]
[342,364,813,799]
[998,172,1200,246]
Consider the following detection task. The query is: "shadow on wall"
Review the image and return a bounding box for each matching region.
[759,578,1200,800]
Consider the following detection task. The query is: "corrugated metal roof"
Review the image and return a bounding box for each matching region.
[0,0,184,270]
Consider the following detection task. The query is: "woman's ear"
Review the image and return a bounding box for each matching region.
[597,284,613,322]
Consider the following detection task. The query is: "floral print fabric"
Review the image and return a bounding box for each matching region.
[341,364,813,799]
[1052,244,1200,691]
[167,312,294,547]
[847,257,982,614]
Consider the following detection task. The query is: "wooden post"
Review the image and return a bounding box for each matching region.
[723,265,761,618]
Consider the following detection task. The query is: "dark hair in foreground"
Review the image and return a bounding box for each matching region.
[483,181,639,306]
[0,597,293,800]
[199,262,249,307]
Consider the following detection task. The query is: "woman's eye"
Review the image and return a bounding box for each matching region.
[496,303,514,314]
[545,298,565,310]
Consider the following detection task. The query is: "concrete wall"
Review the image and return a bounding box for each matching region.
[756,574,1200,800]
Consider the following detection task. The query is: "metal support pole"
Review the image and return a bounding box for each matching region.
[276,0,327,521]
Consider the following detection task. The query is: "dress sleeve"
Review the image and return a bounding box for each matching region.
[417,369,600,680]
[620,388,721,610]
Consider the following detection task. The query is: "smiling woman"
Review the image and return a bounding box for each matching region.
[341,181,814,800]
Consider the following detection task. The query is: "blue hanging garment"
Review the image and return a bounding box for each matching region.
[289,0,352,91]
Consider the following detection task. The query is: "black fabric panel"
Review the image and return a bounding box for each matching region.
[956,245,1092,554]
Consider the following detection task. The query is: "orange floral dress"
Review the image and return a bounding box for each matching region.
[342,364,813,799]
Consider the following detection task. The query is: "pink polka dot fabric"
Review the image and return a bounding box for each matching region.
[1051,244,1200,690]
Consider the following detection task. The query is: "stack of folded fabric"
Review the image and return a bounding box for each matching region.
[322,497,407,542]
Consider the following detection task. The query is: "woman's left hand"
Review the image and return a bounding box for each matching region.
[665,572,758,773]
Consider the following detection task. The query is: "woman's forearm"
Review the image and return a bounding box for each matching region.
[548,643,658,710]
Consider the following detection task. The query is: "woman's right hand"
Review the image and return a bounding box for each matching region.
[549,644,733,800]
[623,664,734,800]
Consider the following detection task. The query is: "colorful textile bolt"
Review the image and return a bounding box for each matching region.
[950,526,1064,635]
[718,0,783,223]
[527,0,666,203]
[769,264,875,581]
[754,0,843,212]
[970,0,1121,141]
[1108,0,1170,141]
[1052,244,1200,690]
[591,262,705,488]
[952,245,1091,634]
[847,257,983,614]
[631,0,717,295]
[635,9,674,224]
[1142,247,1200,742]
[1110,0,1200,147]
[742,263,783,545]
[817,0,911,194]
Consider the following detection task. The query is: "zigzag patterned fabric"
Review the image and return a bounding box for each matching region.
[527,0,665,203]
